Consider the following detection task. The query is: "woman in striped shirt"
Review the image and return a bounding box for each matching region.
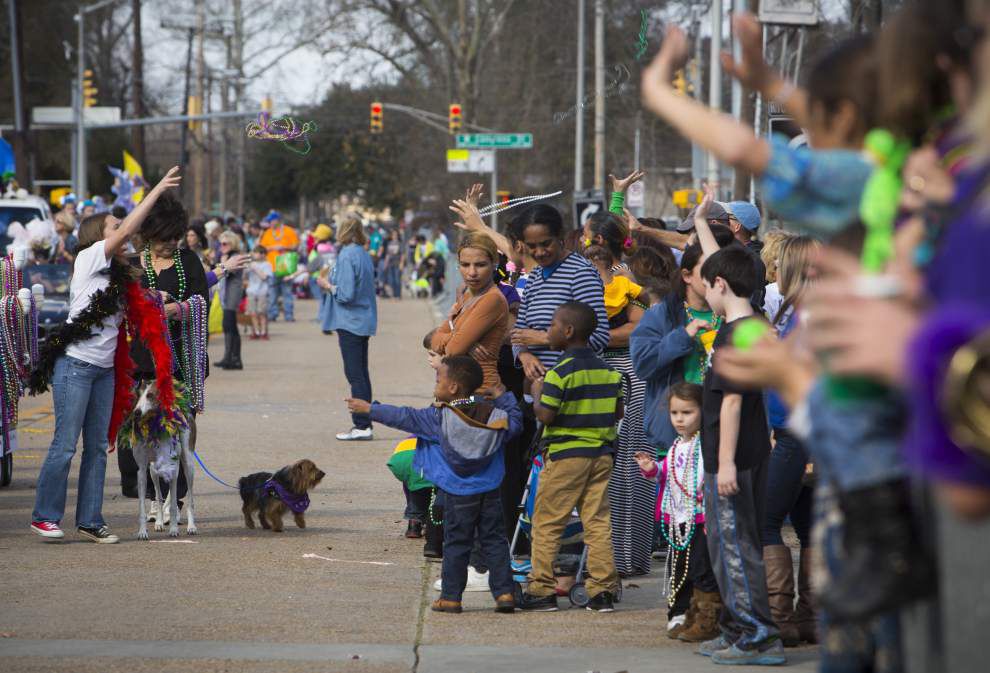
[509,204,609,379]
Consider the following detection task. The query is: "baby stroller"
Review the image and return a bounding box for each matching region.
[510,447,623,608]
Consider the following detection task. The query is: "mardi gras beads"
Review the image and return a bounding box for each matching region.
[143,245,186,301]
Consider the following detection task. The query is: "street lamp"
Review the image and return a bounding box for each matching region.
[75,0,125,198]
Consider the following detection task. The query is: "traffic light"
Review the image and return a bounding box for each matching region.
[370,101,383,134]
[673,69,688,96]
[83,69,97,108]
[496,190,511,205]
[448,103,462,134]
[261,97,273,112]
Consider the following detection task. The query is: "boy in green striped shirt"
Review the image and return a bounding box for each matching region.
[519,302,624,613]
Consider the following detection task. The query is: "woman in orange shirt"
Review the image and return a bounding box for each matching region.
[430,231,509,397]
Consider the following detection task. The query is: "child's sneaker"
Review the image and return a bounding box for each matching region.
[586,591,615,612]
[517,592,558,612]
[711,639,786,666]
[697,634,733,657]
[77,525,119,544]
[431,598,462,614]
[31,521,64,539]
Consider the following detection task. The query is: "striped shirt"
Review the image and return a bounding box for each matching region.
[514,253,610,369]
[540,347,624,459]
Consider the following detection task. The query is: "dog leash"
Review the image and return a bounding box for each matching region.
[191,449,240,490]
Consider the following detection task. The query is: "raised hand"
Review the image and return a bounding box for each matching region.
[622,208,641,232]
[151,166,182,194]
[609,169,646,194]
[465,183,484,207]
[720,13,772,92]
[449,198,486,232]
[642,25,690,112]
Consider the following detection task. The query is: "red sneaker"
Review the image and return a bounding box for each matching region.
[261,334,270,340]
[31,521,65,539]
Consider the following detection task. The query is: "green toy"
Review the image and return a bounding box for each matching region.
[731,317,770,351]
[828,128,912,401]
[858,129,912,273]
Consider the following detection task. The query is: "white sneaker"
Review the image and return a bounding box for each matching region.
[433,567,490,592]
[667,614,686,632]
[336,427,373,441]
[146,493,172,524]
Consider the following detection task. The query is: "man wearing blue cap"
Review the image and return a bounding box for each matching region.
[725,201,763,257]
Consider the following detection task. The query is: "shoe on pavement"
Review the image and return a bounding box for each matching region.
[336,427,373,441]
[495,593,515,613]
[666,613,687,636]
[698,634,733,657]
[711,639,786,666]
[77,525,119,544]
[431,598,462,614]
[31,521,64,539]
[405,520,424,538]
[586,591,615,612]
[517,592,558,612]
[431,567,490,592]
[147,493,173,524]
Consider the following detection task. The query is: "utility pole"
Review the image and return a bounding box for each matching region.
[130,0,145,165]
[574,0,585,193]
[6,0,31,188]
[691,8,705,190]
[219,37,232,216]
[707,0,723,193]
[192,0,206,215]
[233,0,245,216]
[593,0,605,192]
[179,27,193,196]
[76,2,86,197]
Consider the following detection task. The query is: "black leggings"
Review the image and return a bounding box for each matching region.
[222,309,241,362]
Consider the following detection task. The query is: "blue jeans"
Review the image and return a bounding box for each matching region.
[440,487,514,601]
[383,264,401,298]
[337,329,372,430]
[762,428,813,547]
[807,379,907,492]
[267,274,295,321]
[32,356,114,528]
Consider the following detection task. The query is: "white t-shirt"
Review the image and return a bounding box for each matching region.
[65,240,122,368]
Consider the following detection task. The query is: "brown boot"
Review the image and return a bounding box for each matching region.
[677,590,721,642]
[667,588,699,639]
[794,547,819,644]
[764,544,800,647]
[431,598,462,613]
[494,593,515,614]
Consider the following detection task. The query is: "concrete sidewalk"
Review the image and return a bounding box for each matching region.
[0,297,818,672]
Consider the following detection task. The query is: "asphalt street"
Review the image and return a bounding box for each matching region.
[0,296,819,672]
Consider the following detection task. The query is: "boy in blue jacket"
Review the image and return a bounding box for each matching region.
[346,355,522,614]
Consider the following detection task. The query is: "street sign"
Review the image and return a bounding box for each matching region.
[32,106,121,125]
[759,0,819,26]
[573,190,605,230]
[455,133,532,149]
[447,149,495,173]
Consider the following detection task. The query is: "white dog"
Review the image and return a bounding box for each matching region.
[128,380,197,539]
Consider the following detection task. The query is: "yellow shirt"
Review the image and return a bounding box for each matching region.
[604,275,642,318]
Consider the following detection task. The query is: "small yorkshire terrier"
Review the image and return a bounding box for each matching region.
[238,459,325,532]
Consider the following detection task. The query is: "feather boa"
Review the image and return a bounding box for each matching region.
[108,283,178,448]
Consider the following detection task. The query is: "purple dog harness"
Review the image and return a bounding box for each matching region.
[264,478,310,514]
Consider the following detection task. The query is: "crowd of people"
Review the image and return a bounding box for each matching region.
[20,1,990,670]
[366,2,990,671]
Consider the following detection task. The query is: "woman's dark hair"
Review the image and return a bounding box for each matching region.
[140,190,188,243]
[673,243,703,300]
[510,204,565,240]
[628,246,676,300]
[185,222,207,250]
[587,211,631,260]
[806,36,876,140]
[666,381,703,409]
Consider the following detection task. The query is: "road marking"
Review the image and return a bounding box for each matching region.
[150,539,200,544]
[20,427,51,434]
[302,553,393,566]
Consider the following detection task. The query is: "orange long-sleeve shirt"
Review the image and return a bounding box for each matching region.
[430,285,509,394]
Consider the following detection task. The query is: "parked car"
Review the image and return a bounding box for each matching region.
[0,193,54,253]
[23,264,70,343]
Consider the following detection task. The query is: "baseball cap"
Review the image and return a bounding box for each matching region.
[263,210,281,223]
[677,200,730,233]
[313,223,333,241]
[726,201,762,231]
